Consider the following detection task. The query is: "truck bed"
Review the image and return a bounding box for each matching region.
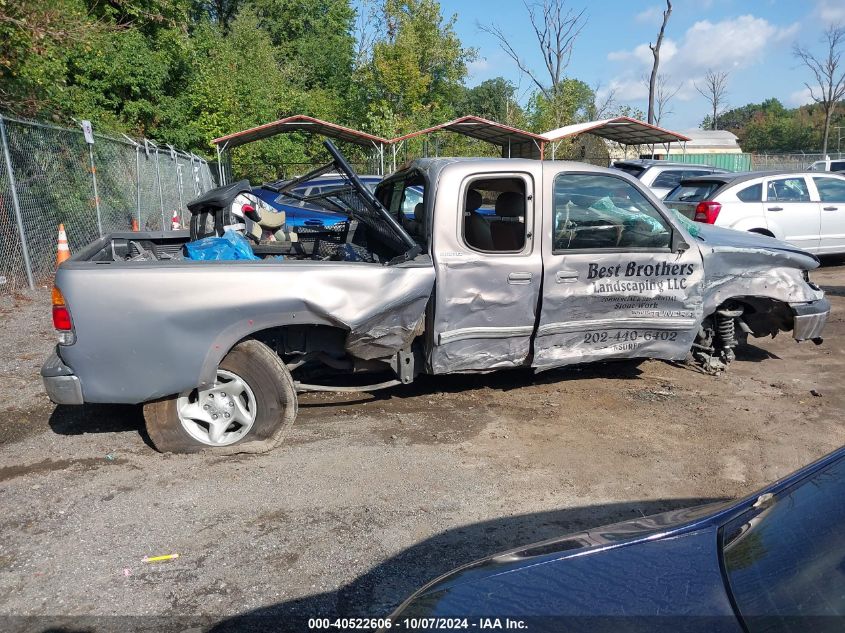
[75,224,379,265]
[55,229,435,404]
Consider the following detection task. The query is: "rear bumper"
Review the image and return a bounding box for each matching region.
[791,298,830,341]
[41,348,84,405]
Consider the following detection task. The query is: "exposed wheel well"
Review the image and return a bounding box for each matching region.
[247,324,350,361]
[243,324,400,380]
[707,296,793,338]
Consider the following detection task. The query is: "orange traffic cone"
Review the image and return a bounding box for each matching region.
[56,223,70,266]
[171,210,181,230]
[131,217,139,232]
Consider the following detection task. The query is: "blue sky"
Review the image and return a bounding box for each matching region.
[436,0,845,132]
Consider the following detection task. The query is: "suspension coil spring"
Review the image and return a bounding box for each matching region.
[716,307,744,351]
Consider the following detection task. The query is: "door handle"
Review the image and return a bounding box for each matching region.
[767,206,783,211]
[823,206,838,211]
[508,271,533,285]
[555,270,579,283]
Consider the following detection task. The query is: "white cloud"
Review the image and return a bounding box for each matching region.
[673,16,798,72]
[600,78,649,102]
[605,14,799,120]
[467,58,491,77]
[635,6,664,25]
[814,0,845,26]
[607,41,677,66]
[608,15,797,75]
[788,86,815,107]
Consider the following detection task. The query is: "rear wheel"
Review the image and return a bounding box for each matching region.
[143,339,297,454]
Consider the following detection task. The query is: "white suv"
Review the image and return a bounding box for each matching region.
[664,171,845,255]
[612,159,728,199]
[809,159,845,173]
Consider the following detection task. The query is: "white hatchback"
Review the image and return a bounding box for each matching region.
[664,171,845,254]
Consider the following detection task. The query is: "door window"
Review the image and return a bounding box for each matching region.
[736,183,762,202]
[462,178,527,252]
[766,178,810,202]
[813,177,845,202]
[553,173,671,251]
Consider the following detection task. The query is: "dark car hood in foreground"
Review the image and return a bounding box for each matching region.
[393,502,737,622]
[389,446,845,631]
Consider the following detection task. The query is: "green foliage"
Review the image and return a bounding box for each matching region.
[249,0,356,96]
[704,98,845,152]
[166,11,313,182]
[459,78,524,126]
[527,79,595,131]
[355,0,476,136]
[0,0,94,117]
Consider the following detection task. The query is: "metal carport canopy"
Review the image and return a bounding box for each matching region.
[543,117,691,145]
[211,115,390,183]
[211,114,389,149]
[390,115,547,159]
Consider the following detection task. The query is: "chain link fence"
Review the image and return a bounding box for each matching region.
[0,114,216,294]
[751,152,845,171]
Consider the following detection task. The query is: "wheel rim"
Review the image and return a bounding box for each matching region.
[176,369,257,447]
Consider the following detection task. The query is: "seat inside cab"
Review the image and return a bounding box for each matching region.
[463,178,527,253]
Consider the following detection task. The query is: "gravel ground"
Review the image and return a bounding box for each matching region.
[1,261,844,632]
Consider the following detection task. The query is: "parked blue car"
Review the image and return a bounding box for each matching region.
[386,445,845,632]
[252,175,384,228]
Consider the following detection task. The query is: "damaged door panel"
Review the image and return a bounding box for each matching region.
[429,167,543,373]
[533,169,705,370]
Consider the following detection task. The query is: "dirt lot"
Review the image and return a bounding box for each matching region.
[1,261,844,632]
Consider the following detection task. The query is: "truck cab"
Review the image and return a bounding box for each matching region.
[378,159,705,374]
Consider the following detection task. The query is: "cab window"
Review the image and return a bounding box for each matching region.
[462,177,527,253]
[377,173,427,244]
[553,173,671,251]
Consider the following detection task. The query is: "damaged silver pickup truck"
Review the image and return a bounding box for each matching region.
[42,142,830,453]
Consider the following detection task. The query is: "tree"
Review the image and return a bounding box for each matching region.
[355,0,475,136]
[793,24,845,155]
[646,0,672,125]
[461,77,523,124]
[642,73,680,126]
[0,0,103,117]
[166,10,305,181]
[701,98,786,132]
[190,0,240,31]
[248,0,356,95]
[695,69,729,130]
[481,0,586,126]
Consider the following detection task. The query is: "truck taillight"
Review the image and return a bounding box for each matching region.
[52,285,76,344]
[693,201,721,224]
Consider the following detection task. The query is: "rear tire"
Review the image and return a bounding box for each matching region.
[143,339,297,454]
